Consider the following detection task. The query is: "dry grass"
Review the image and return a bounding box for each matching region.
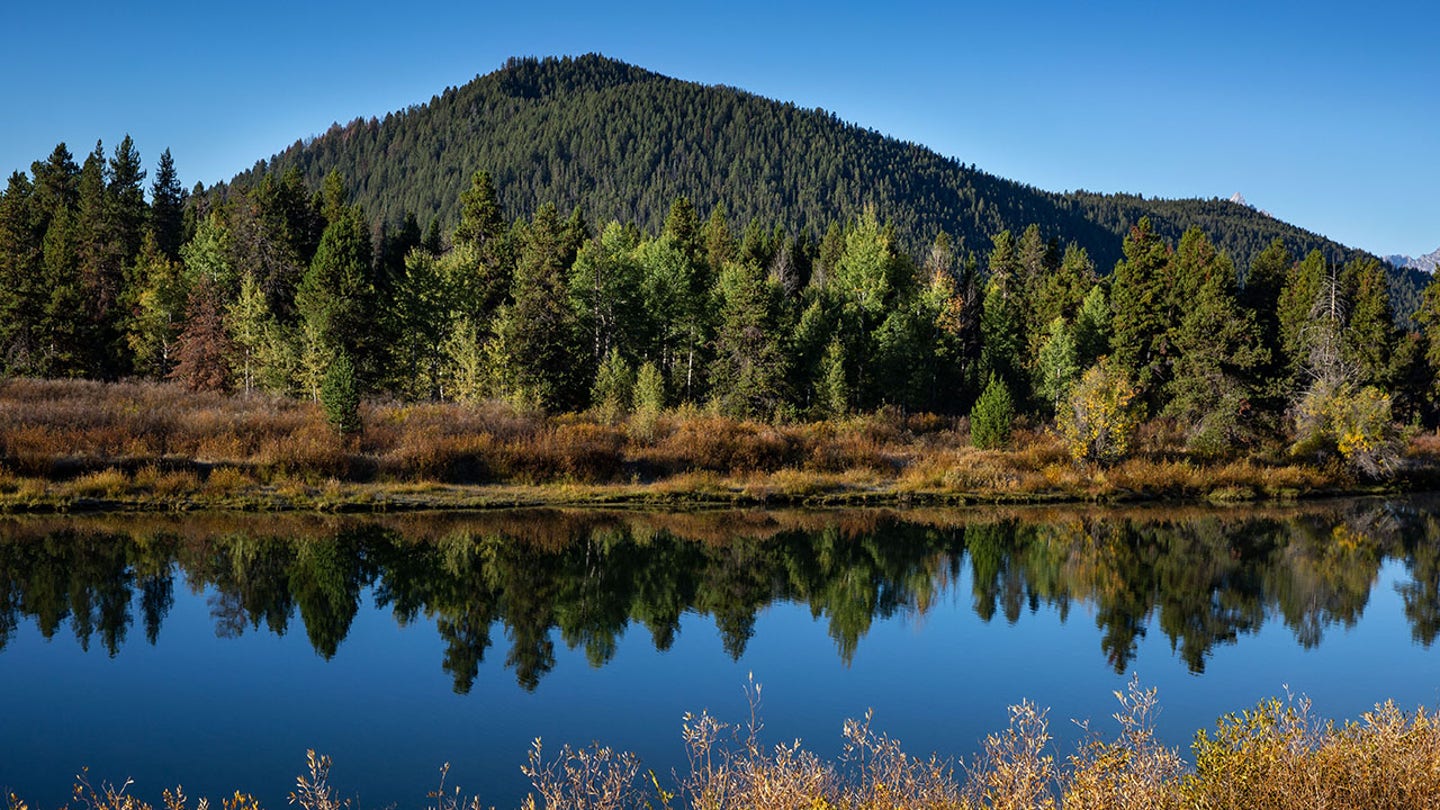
[19,681,1440,810]
[0,378,1414,506]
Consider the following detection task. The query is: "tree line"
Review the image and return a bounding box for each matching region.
[3,140,1440,470]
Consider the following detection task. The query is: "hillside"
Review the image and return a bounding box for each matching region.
[223,54,1392,281]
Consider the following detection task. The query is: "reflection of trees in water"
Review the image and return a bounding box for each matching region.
[0,499,1438,686]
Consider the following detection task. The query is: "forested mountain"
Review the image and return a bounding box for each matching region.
[5,53,1439,475]
[221,54,1391,281]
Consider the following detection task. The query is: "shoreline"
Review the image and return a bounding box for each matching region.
[0,468,1416,514]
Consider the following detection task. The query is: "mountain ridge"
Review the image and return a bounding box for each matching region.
[221,53,1419,302]
[1388,247,1440,274]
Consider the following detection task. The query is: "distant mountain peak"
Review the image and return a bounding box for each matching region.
[1388,247,1440,274]
[1227,191,1273,219]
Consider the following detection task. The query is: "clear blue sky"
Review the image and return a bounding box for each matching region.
[3,0,1436,257]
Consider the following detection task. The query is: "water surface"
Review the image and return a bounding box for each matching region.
[2,500,1439,808]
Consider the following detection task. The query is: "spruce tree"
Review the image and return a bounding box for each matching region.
[492,203,583,409]
[150,148,186,260]
[1163,229,1266,454]
[321,351,362,435]
[709,261,788,419]
[1342,257,1398,389]
[295,206,378,382]
[0,172,44,373]
[970,375,1014,450]
[1108,217,1173,405]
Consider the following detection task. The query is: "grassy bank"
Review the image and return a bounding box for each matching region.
[2,378,1436,512]
[13,683,1440,810]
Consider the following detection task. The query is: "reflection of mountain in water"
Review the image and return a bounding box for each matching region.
[2,501,1439,689]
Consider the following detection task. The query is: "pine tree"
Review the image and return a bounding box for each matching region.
[980,277,1024,400]
[1108,217,1173,405]
[321,351,362,435]
[1342,257,1398,389]
[1276,250,1327,393]
[1241,239,1292,404]
[40,203,89,376]
[708,261,788,419]
[453,170,504,249]
[1414,277,1440,416]
[970,375,1014,449]
[491,203,583,409]
[1163,228,1267,454]
[150,148,186,260]
[295,206,378,382]
[0,171,44,373]
[661,197,704,269]
[702,205,736,272]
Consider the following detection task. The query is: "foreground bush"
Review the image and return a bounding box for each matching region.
[15,683,1440,810]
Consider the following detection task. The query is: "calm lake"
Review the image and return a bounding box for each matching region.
[3,499,1440,809]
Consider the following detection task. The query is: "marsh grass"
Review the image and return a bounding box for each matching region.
[23,680,1440,810]
[0,379,1420,508]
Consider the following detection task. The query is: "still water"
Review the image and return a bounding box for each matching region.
[2,500,1440,808]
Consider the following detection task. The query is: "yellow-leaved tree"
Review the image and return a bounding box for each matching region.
[1059,359,1142,465]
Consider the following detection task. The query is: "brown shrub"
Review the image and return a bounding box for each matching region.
[640,416,800,474]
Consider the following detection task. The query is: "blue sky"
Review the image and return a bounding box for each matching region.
[3,1,1436,257]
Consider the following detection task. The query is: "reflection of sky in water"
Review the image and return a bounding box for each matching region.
[0,511,1438,810]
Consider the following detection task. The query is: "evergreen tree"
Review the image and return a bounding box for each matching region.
[702,205,736,272]
[389,247,452,399]
[1163,228,1267,454]
[970,375,1014,449]
[295,206,378,382]
[491,203,584,409]
[661,196,704,269]
[708,261,789,419]
[39,203,89,376]
[453,170,504,249]
[1241,239,1292,404]
[1032,242,1095,349]
[1342,257,1398,389]
[150,148,186,259]
[1108,217,1173,405]
[0,171,44,373]
[1276,249,1328,393]
[1414,278,1440,417]
[321,351,362,435]
[107,135,147,266]
[980,277,1024,400]
[30,144,79,232]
